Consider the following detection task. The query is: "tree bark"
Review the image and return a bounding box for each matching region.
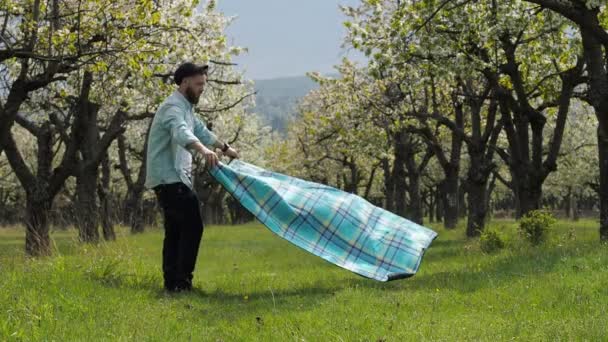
[72,72,125,241]
[73,73,101,243]
[466,177,488,237]
[458,181,467,218]
[465,143,496,237]
[571,193,579,221]
[98,155,115,241]
[117,131,149,234]
[25,195,52,256]
[392,133,407,217]
[124,189,146,234]
[345,157,359,194]
[435,183,444,223]
[426,190,435,223]
[404,147,425,224]
[599,125,608,241]
[76,165,100,243]
[443,166,459,228]
[381,158,394,212]
[363,162,379,200]
[564,187,572,219]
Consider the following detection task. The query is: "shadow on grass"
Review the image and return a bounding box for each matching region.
[358,239,602,294]
[86,231,605,324]
[81,240,605,328]
[88,268,345,324]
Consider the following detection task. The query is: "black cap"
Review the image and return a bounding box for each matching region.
[173,62,209,85]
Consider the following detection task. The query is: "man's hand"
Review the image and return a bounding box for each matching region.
[189,141,219,168]
[202,145,220,167]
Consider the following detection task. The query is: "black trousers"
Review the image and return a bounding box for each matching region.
[153,182,204,291]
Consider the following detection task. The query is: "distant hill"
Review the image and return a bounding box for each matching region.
[251,75,320,134]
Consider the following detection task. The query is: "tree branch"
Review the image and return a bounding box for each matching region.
[1,132,36,192]
[492,169,513,189]
[199,92,256,113]
[14,112,42,137]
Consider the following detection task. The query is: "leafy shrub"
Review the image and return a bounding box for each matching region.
[480,228,505,253]
[519,210,556,245]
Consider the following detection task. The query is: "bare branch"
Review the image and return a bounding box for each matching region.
[127,111,154,121]
[208,78,242,85]
[15,112,42,137]
[492,169,513,189]
[210,59,237,66]
[199,92,255,113]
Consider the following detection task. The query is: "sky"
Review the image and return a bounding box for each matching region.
[214,0,365,80]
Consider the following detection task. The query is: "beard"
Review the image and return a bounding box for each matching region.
[185,87,201,104]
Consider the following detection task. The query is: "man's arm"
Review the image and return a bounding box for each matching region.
[193,116,222,149]
[193,116,240,159]
[161,106,219,167]
[161,105,199,148]
[187,141,219,167]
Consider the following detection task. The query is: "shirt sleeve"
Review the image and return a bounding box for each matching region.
[160,105,199,148]
[193,116,219,147]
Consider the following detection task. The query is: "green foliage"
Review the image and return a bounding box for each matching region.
[479,228,505,253]
[519,210,557,245]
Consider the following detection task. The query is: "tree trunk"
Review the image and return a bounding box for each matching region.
[381,158,394,212]
[404,151,424,224]
[363,163,379,200]
[76,165,100,243]
[564,187,572,219]
[486,173,497,220]
[443,166,459,229]
[72,71,125,241]
[98,156,115,241]
[392,146,407,217]
[99,192,115,241]
[578,27,608,241]
[465,148,494,237]
[515,181,542,219]
[25,196,52,257]
[346,157,359,194]
[571,193,579,221]
[124,189,145,234]
[435,183,444,223]
[407,170,423,224]
[117,130,150,234]
[427,190,435,223]
[458,181,467,219]
[599,125,608,241]
[466,177,488,237]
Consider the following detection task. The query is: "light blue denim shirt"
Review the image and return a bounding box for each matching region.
[145,91,218,189]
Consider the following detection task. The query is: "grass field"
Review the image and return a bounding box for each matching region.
[1,219,607,341]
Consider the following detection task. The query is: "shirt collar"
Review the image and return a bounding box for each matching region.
[172,90,194,111]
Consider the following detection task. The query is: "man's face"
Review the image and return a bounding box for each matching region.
[183,74,207,104]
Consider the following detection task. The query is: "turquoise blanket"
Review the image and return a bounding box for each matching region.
[210,160,437,281]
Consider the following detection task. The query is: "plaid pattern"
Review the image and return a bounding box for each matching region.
[210,160,437,281]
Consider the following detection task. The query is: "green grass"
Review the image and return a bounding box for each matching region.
[1,219,607,341]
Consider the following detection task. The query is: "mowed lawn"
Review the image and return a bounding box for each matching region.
[1,219,607,341]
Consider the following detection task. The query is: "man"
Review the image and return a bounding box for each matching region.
[145,62,239,292]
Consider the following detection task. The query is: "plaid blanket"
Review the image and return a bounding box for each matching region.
[210,160,437,281]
